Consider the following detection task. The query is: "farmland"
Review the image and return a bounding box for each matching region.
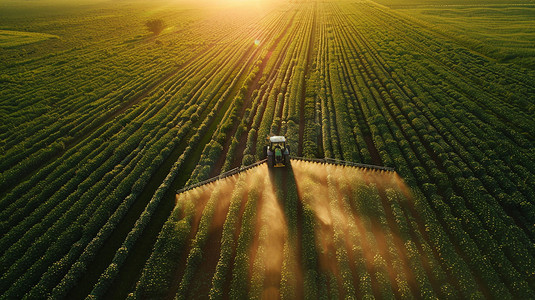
[136,161,423,299]
[1,0,534,298]
[0,30,59,48]
[372,0,535,67]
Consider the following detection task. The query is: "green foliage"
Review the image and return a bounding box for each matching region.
[209,178,246,300]
[1,0,534,298]
[145,19,166,35]
[0,29,58,48]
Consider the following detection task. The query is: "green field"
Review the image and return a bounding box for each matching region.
[373,0,535,66]
[0,0,534,298]
[0,30,59,48]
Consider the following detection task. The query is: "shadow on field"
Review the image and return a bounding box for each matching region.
[266,163,305,298]
[266,164,302,234]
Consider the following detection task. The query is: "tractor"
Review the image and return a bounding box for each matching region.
[264,136,291,168]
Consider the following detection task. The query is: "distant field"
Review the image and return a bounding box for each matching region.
[0,30,58,48]
[372,0,535,67]
[372,0,533,7]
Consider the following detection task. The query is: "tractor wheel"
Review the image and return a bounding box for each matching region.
[267,155,274,168]
[284,153,290,167]
[263,146,268,158]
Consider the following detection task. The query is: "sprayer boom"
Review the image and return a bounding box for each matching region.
[176,157,393,195]
[176,159,267,194]
[290,156,395,172]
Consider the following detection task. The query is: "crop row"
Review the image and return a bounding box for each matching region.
[134,1,535,297]
[136,159,466,299]
[317,1,534,297]
[0,4,296,298]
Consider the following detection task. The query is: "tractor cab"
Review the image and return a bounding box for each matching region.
[264,136,290,168]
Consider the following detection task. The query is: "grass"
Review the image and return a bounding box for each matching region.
[0,30,59,48]
[371,0,533,7]
[371,0,535,67]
